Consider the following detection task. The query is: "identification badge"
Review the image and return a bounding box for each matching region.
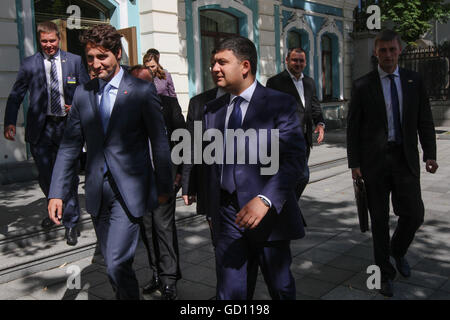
[67,76,77,84]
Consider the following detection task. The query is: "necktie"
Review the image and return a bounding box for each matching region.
[99,83,112,133]
[49,56,62,115]
[387,74,402,144]
[222,96,244,194]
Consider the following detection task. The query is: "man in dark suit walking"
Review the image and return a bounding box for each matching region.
[4,21,89,245]
[182,50,226,217]
[203,36,306,300]
[266,47,324,200]
[129,65,185,300]
[347,29,438,297]
[48,25,172,300]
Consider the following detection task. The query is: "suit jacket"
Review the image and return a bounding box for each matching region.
[181,87,218,215]
[347,68,436,180]
[266,70,324,149]
[202,82,306,244]
[49,71,173,218]
[5,50,89,144]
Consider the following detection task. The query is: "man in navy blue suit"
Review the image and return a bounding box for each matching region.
[4,21,89,245]
[47,25,172,300]
[203,36,307,300]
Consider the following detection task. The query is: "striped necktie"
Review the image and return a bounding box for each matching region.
[49,56,62,115]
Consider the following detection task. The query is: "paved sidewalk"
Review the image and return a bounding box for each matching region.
[0,131,449,300]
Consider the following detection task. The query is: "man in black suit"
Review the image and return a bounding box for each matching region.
[266,47,325,200]
[129,65,185,300]
[347,29,438,297]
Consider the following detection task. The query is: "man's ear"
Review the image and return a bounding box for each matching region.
[241,60,251,77]
[116,47,122,61]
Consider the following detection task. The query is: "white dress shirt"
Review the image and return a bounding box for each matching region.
[97,67,124,113]
[221,80,272,207]
[43,50,65,116]
[378,65,403,142]
[286,69,305,108]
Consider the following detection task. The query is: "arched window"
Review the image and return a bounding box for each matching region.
[287,31,302,50]
[200,10,239,91]
[321,35,333,100]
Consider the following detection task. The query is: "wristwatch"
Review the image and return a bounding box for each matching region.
[258,196,271,208]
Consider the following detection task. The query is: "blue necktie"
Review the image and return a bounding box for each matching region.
[387,74,402,144]
[222,96,244,194]
[49,56,62,115]
[99,83,112,133]
[99,83,112,174]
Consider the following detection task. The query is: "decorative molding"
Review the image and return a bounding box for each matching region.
[316,17,344,101]
[192,0,253,94]
[281,11,314,78]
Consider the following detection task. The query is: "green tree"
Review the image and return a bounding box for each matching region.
[379,0,450,44]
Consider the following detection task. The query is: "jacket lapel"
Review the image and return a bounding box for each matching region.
[399,68,410,125]
[87,79,106,140]
[369,70,389,131]
[282,70,302,108]
[242,82,266,130]
[105,73,133,138]
[60,50,68,94]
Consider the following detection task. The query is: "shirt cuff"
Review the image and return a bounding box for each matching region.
[257,195,272,208]
[317,122,325,129]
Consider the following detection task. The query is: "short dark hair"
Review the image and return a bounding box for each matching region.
[286,47,306,59]
[375,29,402,48]
[37,21,60,39]
[79,24,123,55]
[215,36,258,75]
[129,64,154,80]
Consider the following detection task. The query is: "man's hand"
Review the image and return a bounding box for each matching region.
[4,125,16,141]
[235,197,270,229]
[182,195,196,205]
[425,160,438,174]
[64,104,72,113]
[158,194,170,205]
[352,167,362,180]
[314,124,325,144]
[48,199,63,225]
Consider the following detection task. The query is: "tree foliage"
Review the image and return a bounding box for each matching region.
[379,0,450,44]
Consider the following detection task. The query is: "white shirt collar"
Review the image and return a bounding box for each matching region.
[99,67,124,90]
[43,49,60,60]
[286,68,304,82]
[229,80,257,104]
[378,65,400,78]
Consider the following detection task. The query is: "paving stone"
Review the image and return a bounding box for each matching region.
[314,239,358,254]
[373,282,435,300]
[413,258,450,278]
[177,279,215,300]
[291,258,325,276]
[398,269,448,290]
[180,248,215,265]
[427,290,450,300]
[343,271,378,293]
[296,276,336,298]
[327,255,373,273]
[181,264,217,288]
[308,265,355,285]
[344,244,374,260]
[321,285,376,300]
[14,295,37,300]
[439,279,450,293]
[297,248,342,264]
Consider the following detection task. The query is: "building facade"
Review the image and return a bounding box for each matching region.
[0,0,358,171]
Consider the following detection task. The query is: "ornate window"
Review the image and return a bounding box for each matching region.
[287,30,302,50]
[321,35,333,100]
[200,10,239,91]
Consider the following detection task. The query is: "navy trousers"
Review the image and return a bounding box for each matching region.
[30,117,80,228]
[215,195,296,300]
[92,174,141,300]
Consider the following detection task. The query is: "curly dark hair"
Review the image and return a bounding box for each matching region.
[79,24,123,55]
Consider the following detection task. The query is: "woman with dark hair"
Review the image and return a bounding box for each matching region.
[143,49,176,97]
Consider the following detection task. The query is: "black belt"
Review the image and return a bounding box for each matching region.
[46,115,66,122]
[387,141,402,151]
[220,189,238,208]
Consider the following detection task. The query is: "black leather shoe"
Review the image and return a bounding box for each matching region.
[379,279,394,297]
[394,256,411,278]
[143,275,161,295]
[41,217,54,229]
[161,284,177,300]
[65,227,80,246]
